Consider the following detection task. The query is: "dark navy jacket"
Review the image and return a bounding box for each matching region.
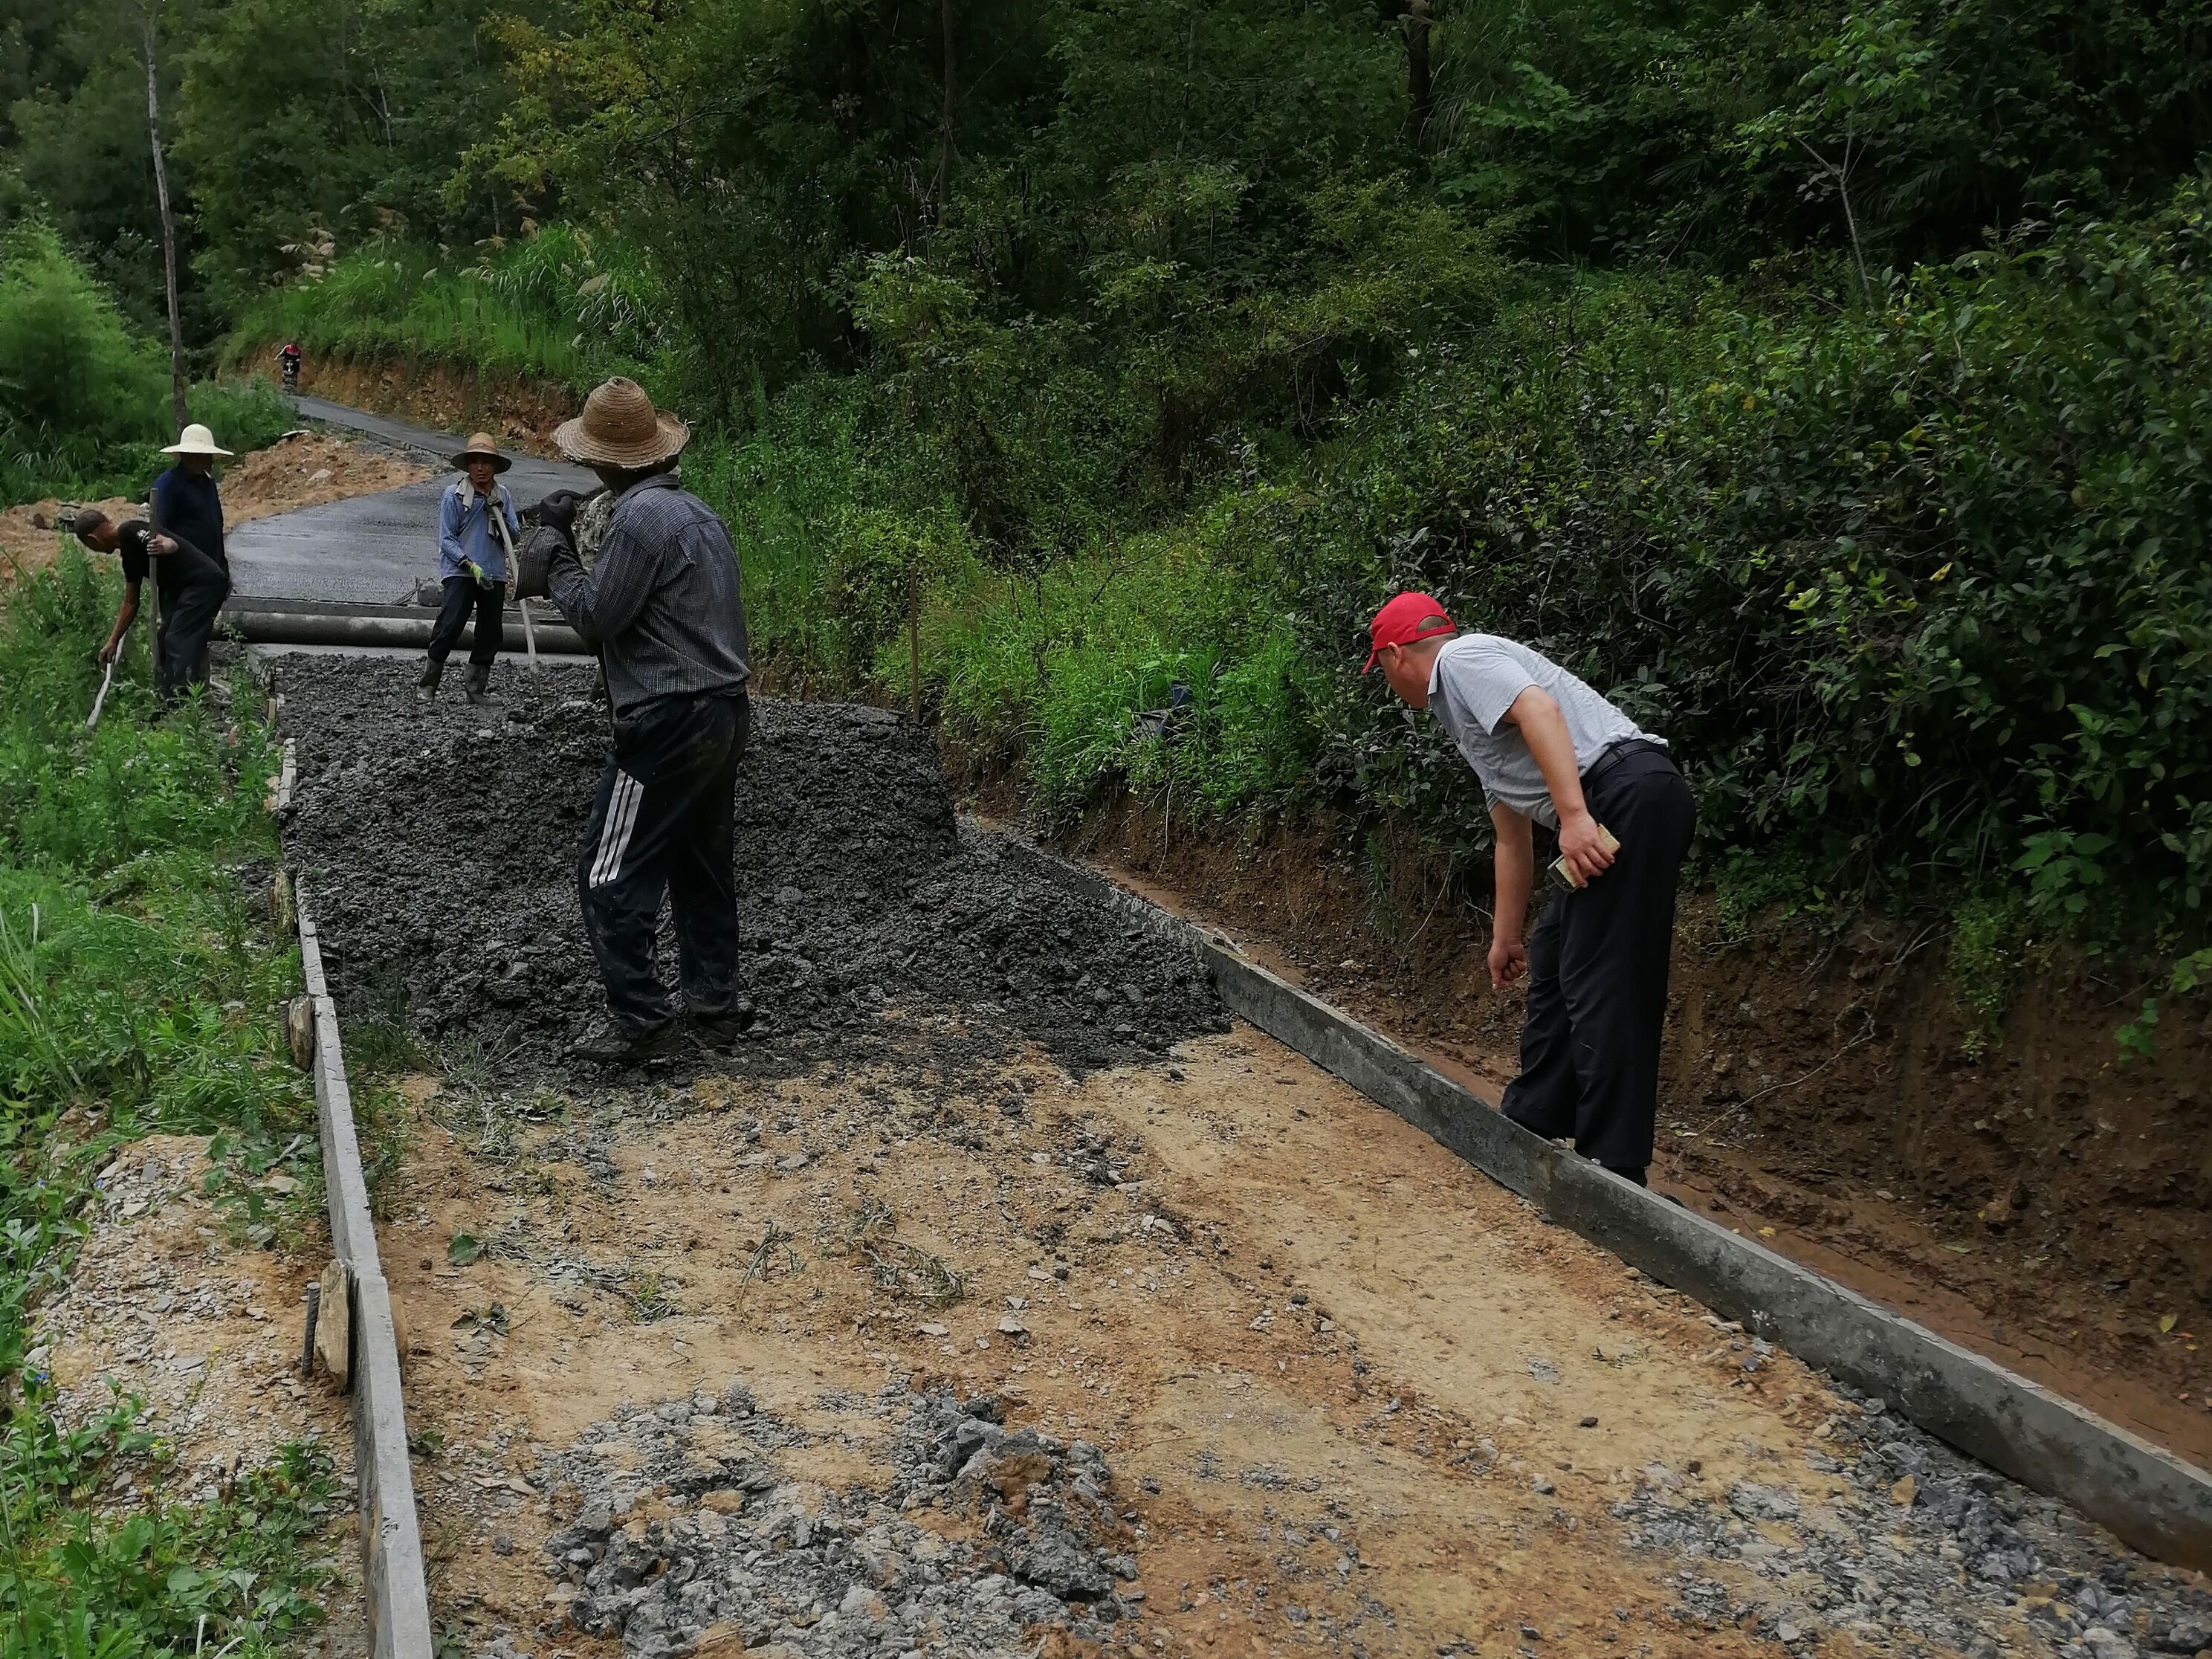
[150,467,227,573]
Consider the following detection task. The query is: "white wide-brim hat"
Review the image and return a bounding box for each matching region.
[161,423,233,458]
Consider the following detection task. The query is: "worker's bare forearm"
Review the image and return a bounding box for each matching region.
[1503,688,1591,827]
[1491,803,1535,941]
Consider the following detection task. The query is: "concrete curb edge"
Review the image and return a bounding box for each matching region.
[297,876,436,1657]
[1015,839,2212,1570]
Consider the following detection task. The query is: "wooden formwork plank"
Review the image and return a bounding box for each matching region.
[296,879,435,1657]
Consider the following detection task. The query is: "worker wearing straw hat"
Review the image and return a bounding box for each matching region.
[146,422,235,692]
[151,422,234,581]
[515,378,752,1063]
[419,432,521,706]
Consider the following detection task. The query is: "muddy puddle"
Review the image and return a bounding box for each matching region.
[272,662,2212,1659]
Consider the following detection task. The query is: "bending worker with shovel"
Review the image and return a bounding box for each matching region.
[418,432,520,706]
[1365,592,1695,1189]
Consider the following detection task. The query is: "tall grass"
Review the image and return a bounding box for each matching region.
[0,551,336,1655]
[226,230,661,389]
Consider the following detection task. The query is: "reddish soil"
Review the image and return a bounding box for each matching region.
[1044,798,2212,1471]
[0,434,427,586]
[240,345,578,453]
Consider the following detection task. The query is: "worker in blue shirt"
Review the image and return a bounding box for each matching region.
[149,424,233,690]
[149,423,233,575]
[418,432,520,706]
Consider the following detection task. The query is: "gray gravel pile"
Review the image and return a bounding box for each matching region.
[276,658,1224,1082]
[534,1382,1142,1658]
[1614,1387,2212,1658]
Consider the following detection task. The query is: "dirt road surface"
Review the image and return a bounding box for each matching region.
[268,660,2212,1659]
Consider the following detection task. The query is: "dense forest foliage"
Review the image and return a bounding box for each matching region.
[7,0,2212,983]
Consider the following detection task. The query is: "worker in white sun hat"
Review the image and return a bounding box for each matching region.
[148,422,235,688]
[151,422,233,579]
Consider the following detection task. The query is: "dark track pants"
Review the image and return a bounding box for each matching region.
[1500,745,1697,1179]
[427,574,505,668]
[157,573,230,703]
[576,690,749,1034]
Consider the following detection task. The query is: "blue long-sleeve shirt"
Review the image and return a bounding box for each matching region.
[437,478,520,581]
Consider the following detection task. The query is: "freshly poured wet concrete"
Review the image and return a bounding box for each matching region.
[276,657,1225,1081]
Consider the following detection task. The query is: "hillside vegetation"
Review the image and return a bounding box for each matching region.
[10,0,2212,1000]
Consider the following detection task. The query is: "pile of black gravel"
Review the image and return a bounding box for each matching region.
[276,657,1225,1082]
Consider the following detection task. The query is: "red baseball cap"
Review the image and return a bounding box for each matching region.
[1364,592,1456,672]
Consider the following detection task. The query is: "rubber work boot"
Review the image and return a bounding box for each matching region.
[567,1015,682,1064]
[464,663,497,705]
[415,658,442,702]
[691,1000,757,1050]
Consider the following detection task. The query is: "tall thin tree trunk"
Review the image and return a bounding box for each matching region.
[936,0,956,207]
[1406,0,1433,150]
[144,0,186,438]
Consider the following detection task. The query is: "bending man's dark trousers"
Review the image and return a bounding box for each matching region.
[427,573,505,668]
[1500,744,1696,1180]
[157,572,230,702]
[575,690,749,1034]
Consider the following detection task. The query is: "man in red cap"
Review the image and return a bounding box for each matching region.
[1366,592,1695,1187]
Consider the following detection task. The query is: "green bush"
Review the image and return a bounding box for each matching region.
[0,223,165,450]
[1284,187,2212,942]
[0,223,293,504]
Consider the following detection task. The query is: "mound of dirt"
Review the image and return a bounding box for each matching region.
[1,435,427,586]
[219,431,430,522]
[276,658,1225,1081]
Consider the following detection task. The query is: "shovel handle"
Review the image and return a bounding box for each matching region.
[85,659,117,731]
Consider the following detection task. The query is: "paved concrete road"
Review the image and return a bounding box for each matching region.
[227,398,596,604]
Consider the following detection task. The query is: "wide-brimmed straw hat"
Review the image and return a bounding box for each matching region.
[450,432,513,473]
[161,423,233,459]
[554,378,690,470]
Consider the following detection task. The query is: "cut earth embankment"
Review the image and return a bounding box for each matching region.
[272,658,2212,1659]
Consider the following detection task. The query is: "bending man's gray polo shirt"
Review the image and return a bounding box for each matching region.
[1427,633,1661,829]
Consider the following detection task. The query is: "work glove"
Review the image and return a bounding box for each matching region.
[461,557,494,591]
[528,489,584,538]
[514,528,560,601]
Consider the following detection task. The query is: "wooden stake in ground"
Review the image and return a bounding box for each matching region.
[1406,0,1433,146]
[908,558,922,725]
[142,0,186,439]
